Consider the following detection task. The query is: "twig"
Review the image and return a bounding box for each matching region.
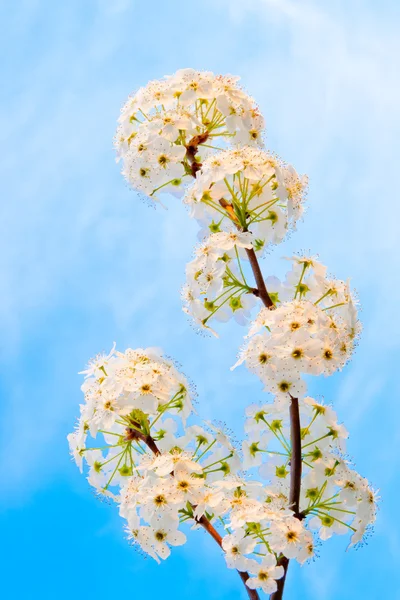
[245,247,275,309]
[197,515,260,600]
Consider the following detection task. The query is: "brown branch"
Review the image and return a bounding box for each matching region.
[185,132,209,176]
[245,247,275,309]
[142,434,160,456]
[197,515,260,600]
[270,396,302,600]
[127,428,260,600]
[288,396,302,518]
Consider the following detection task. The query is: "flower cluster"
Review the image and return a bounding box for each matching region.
[67,344,193,493]
[120,450,314,595]
[233,255,361,397]
[243,396,377,547]
[184,146,307,248]
[68,67,379,600]
[69,344,377,597]
[115,69,264,199]
[119,423,241,562]
[182,231,258,334]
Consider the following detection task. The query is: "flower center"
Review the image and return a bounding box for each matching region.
[286,530,298,542]
[154,494,166,506]
[155,530,166,542]
[278,381,290,392]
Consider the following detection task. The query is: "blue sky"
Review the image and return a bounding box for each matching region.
[1,0,399,598]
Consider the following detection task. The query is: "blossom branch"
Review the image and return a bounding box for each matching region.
[129,427,260,600]
[289,396,302,519]
[68,68,378,600]
[186,140,275,311]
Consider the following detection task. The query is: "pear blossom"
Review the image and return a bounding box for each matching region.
[115,69,265,200]
[182,231,258,332]
[246,555,285,594]
[233,257,361,399]
[184,146,307,247]
[69,65,378,600]
[222,529,257,570]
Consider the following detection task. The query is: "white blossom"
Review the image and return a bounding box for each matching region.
[69,64,377,591]
[184,146,307,247]
[182,231,258,332]
[234,256,361,397]
[115,69,265,200]
[246,555,285,594]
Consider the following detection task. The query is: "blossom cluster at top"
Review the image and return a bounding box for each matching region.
[68,345,376,596]
[114,69,265,199]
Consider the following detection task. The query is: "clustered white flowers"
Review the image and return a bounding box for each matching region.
[67,345,193,489]
[115,69,265,199]
[184,146,307,246]
[69,344,376,597]
[182,231,258,333]
[243,395,377,547]
[233,254,361,396]
[69,68,377,600]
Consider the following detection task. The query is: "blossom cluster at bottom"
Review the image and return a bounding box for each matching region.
[68,345,377,596]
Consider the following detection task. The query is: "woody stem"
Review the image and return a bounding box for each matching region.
[244,246,275,309]
[270,396,302,600]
